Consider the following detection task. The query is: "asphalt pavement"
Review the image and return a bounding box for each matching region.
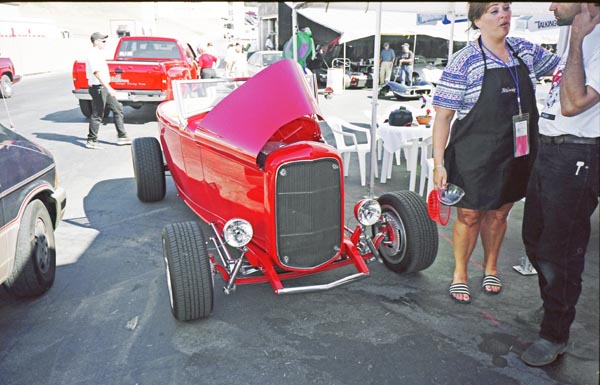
[0,72,597,385]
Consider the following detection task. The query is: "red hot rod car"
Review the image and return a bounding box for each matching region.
[131,59,438,321]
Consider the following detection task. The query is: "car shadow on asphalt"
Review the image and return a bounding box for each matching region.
[41,105,158,125]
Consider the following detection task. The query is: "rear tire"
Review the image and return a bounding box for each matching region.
[131,137,166,202]
[162,222,214,321]
[375,191,438,273]
[0,74,13,98]
[79,100,92,118]
[4,200,56,297]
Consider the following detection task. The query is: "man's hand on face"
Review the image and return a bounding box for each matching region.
[571,3,600,41]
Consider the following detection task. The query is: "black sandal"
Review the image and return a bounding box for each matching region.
[482,275,503,295]
[449,283,471,304]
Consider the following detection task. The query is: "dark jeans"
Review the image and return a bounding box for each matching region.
[88,85,126,142]
[400,65,412,86]
[200,68,217,79]
[522,140,599,343]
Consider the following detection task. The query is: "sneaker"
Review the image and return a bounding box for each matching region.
[521,337,568,366]
[85,140,103,149]
[117,136,132,146]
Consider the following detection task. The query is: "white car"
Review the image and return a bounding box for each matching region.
[246,50,284,76]
[392,55,445,86]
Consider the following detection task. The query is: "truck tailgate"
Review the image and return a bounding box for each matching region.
[107,61,166,90]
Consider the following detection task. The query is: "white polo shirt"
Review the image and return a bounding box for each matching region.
[539,25,600,138]
[85,47,110,86]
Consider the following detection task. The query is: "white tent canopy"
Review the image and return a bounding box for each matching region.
[296,4,559,45]
[287,2,562,195]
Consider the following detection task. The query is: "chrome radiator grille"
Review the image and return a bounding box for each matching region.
[275,158,342,269]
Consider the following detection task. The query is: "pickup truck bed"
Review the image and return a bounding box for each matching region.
[72,36,198,117]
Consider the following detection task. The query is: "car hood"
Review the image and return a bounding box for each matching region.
[200,59,321,158]
[0,123,55,194]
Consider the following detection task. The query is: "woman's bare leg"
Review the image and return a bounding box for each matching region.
[451,208,483,301]
[480,202,514,292]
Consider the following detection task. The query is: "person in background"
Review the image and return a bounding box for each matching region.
[520,2,600,367]
[379,42,395,85]
[265,32,275,50]
[224,43,237,77]
[84,32,131,149]
[431,2,559,304]
[197,47,218,79]
[397,42,414,86]
[231,43,248,77]
[282,27,316,73]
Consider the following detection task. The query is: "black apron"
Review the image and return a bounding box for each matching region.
[444,38,539,210]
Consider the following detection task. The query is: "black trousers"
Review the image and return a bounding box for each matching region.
[200,68,217,79]
[87,85,126,141]
[522,140,599,343]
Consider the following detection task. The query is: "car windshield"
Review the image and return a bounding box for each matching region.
[262,52,283,65]
[172,79,247,120]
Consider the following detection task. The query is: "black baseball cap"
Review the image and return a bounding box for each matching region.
[90,32,108,42]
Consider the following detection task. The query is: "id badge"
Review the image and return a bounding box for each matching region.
[513,113,530,158]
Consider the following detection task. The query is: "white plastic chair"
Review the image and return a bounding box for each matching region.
[327,116,377,186]
[418,136,434,196]
[424,158,436,199]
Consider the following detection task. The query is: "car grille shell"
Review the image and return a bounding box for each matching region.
[275,158,342,269]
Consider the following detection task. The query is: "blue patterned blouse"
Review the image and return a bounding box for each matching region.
[432,36,560,120]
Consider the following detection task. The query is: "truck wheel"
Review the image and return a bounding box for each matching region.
[0,74,13,98]
[4,200,56,297]
[79,100,92,118]
[162,221,214,321]
[131,137,166,202]
[375,191,438,273]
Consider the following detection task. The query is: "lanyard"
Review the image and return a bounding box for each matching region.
[480,39,522,115]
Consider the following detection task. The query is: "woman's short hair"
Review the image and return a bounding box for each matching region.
[467,2,511,30]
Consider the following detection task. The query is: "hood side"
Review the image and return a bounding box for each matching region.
[199,59,321,158]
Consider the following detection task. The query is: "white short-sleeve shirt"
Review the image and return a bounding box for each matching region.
[85,47,110,86]
[539,25,600,138]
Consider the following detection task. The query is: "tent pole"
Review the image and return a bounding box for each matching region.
[343,42,347,90]
[448,10,455,58]
[368,2,382,197]
[292,5,298,63]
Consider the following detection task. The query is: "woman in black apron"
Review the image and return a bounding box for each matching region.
[431,3,557,304]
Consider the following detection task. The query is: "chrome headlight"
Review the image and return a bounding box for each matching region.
[354,199,382,226]
[223,218,253,248]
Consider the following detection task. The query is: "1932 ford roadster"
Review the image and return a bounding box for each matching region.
[131,59,438,321]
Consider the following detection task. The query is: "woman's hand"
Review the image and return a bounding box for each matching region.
[433,164,447,190]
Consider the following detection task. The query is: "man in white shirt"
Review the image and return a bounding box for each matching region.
[521,3,600,367]
[85,32,131,149]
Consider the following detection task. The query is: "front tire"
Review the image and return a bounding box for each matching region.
[4,200,56,297]
[378,85,390,98]
[162,222,214,321]
[375,191,438,273]
[131,137,166,202]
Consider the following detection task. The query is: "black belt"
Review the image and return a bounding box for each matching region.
[540,134,599,145]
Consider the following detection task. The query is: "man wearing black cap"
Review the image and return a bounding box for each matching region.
[85,32,131,149]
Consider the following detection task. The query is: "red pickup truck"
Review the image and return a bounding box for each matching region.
[0,57,22,98]
[72,36,198,117]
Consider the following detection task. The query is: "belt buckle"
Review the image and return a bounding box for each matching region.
[555,136,565,144]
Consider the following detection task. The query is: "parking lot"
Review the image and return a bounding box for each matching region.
[0,72,597,385]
